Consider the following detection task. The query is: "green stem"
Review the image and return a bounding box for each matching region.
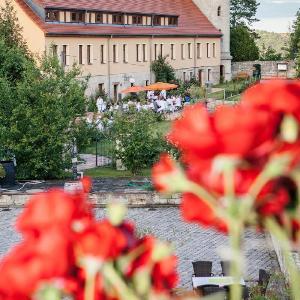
[84,274,96,300]
[229,220,243,300]
[265,218,300,300]
[103,263,140,300]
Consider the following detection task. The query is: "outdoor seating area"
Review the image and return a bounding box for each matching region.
[96,82,191,114]
[191,261,271,299]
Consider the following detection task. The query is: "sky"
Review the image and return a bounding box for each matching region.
[252,0,299,32]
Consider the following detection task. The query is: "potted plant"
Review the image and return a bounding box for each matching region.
[0,149,16,187]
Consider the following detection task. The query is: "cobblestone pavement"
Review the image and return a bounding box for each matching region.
[0,208,279,290]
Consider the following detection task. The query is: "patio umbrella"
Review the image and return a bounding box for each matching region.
[145,82,178,91]
[121,86,145,94]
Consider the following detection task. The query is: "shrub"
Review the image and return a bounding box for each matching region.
[151,55,176,83]
[112,110,164,175]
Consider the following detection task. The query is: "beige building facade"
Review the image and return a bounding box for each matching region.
[2,0,229,98]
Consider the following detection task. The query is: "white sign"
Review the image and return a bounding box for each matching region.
[278,63,288,71]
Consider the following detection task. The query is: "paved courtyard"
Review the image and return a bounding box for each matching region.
[0,207,279,290]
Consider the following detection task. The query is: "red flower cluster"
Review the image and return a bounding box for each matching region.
[153,80,300,234]
[0,178,177,300]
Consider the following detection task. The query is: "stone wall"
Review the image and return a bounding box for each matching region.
[232,60,296,79]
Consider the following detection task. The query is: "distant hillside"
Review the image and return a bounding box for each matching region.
[255,30,290,56]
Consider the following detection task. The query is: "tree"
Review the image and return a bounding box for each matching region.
[230,0,260,28]
[289,9,300,59]
[151,55,176,83]
[260,44,282,61]
[0,0,30,56]
[0,0,89,179]
[230,25,260,61]
[0,56,88,179]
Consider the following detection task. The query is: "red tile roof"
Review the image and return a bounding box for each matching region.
[19,0,222,37]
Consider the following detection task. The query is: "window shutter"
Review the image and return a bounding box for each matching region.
[90,45,94,64]
[66,45,70,66]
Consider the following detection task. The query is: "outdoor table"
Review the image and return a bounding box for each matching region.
[192,276,246,289]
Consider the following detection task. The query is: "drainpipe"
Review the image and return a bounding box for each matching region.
[107,35,112,98]
[150,35,154,83]
[193,35,197,78]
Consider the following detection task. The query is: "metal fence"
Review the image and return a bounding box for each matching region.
[94,137,115,168]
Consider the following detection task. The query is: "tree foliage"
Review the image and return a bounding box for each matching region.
[230,25,260,62]
[151,55,176,83]
[112,111,165,175]
[260,44,282,61]
[230,0,260,28]
[0,1,89,179]
[289,9,300,60]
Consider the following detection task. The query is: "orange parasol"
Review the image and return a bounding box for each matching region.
[144,82,178,91]
[121,86,146,94]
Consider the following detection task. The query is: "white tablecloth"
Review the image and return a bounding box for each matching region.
[192,276,246,288]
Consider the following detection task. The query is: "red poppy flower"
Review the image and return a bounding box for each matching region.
[17,189,92,236]
[181,193,228,232]
[81,177,92,193]
[168,104,278,164]
[0,228,71,299]
[75,220,128,261]
[152,256,178,292]
[242,80,300,119]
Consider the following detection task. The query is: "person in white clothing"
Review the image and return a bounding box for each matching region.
[160,90,167,100]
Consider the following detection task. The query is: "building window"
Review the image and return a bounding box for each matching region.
[113,84,119,100]
[188,43,192,59]
[153,15,161,26]
[143,44,147,62]
[71,11,85,23]
[95,13,103,23]
[113,45,117,62]
[98,83,104,93]
[132,15,143,25]
[136,44,141,62]
[100,45,105,64]
[181,44,185,60]
[196,43,201,59]
[62,45,67,66]
[183,72,186,81]
[123,44,128,63]
[213,43,216,58]
[51,44,58,56]
[208,69,211,81]
[79,45,83,64]
[46,10,59,22]
[154,44,158,60]
[64,11,66,22]
[112,14,124,24]
[145,80,150,86]
[217,6,221,17]
[171,44,175,60]
[160,44,163,56]
[87,45,92,64]
[169,16,178,26]
[190,72,193,79]
[206,43,210,58]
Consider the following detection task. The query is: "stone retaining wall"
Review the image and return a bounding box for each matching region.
[0,191,181,208]
[232,60,296,78]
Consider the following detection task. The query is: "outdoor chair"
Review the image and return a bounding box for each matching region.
[258,269,270,296]
[192,260,213,277]
[220,260,231,276]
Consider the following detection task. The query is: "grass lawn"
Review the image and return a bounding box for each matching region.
[84,166,151,178]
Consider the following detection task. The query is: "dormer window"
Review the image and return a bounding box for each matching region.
[153,16,162,26]
[132,15,143,25]
[95,12,103,23]
[71,11,85,23]
[46,10,59,22]
[112,13,124,24]
[169,16,178,26]
[217,6,221,16]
